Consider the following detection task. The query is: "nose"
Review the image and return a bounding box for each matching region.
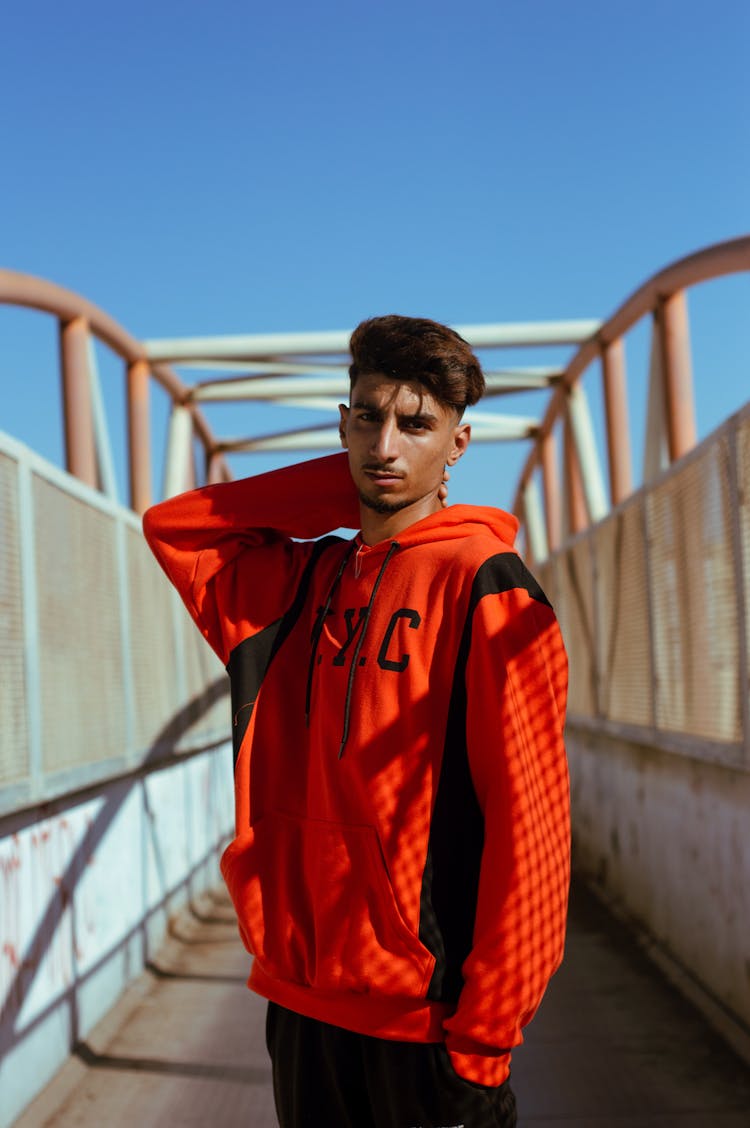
[370,419,400,463]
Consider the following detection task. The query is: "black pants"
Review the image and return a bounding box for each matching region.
[266,1002,517,1128]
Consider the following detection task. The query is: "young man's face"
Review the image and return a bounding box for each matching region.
[339,372,470,535]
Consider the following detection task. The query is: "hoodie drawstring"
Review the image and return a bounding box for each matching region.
[305,543,356,726]
[338,541,400,759]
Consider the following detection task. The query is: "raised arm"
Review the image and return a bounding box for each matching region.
[142,452,360,664]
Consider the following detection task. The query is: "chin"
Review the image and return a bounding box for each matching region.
[358,490,413,516]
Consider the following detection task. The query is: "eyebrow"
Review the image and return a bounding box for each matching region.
[351,398,439,424]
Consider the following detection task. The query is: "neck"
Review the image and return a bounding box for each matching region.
[358,492,442,546]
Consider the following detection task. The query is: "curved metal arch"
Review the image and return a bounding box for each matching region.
[4,235,748,530]
[513,234,750,557]
[0,269,230,511]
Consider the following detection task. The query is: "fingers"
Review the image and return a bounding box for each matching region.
[438,469,450,507]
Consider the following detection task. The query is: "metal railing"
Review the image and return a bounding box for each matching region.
[533,399,750,769]
[4,238,749,537]
[0,271,230,515]
[513,235,750,559]
[0,428,229,817]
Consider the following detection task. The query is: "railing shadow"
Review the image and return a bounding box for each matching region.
[0,676,231,1066]
[72,1040,268,1084]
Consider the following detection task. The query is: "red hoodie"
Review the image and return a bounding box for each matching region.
[143,451,570,1086]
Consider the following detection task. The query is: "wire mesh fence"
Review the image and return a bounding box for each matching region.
[534,403,750,765]
[0,432,230,817]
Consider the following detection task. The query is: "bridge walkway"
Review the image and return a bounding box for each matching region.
[14,877,750,1128]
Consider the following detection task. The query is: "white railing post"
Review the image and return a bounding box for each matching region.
[523,476,549,563]
[87,338,119,503]
[162,404,194,500]
[567,383,608,524]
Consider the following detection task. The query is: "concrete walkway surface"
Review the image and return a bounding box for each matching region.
[13,879,750,1127]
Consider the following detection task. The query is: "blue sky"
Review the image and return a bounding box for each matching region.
[1,0,748,511]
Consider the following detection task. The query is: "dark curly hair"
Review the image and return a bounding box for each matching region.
[348,315,485,416]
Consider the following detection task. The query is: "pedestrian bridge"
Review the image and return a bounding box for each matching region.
[1,238,750,1125]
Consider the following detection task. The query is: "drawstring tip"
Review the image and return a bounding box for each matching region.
[338,743,346,760]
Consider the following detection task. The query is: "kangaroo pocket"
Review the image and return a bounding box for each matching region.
[221,810,435,997]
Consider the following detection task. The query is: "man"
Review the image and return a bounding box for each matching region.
[143,315,570,1127]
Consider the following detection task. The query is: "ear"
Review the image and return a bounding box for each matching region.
[338,403,349,448]
[446,422,471,466]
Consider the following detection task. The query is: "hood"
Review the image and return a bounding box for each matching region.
[358,503,519,553]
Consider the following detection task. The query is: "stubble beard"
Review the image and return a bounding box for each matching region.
[357,488,414,515]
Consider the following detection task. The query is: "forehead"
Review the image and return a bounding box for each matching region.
[349,371,450,418]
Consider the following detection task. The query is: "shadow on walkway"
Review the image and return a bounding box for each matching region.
[15,880,750,1127]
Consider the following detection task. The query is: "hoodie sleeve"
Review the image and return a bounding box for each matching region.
[142,452,360,664]
[442,576,570,1087]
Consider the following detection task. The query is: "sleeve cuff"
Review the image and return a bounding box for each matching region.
[445,1038,514,1087]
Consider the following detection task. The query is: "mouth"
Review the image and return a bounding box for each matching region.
[364,468,404,485]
